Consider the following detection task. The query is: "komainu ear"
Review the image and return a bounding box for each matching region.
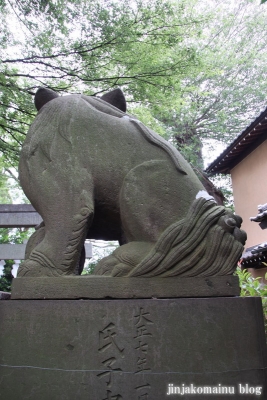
[100,88,127,112]
[34,87,59,111]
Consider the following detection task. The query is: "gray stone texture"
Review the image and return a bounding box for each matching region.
[0,242,92,261]
[0,243,27,259]
[11,275,240,299]
[0,297,266,399]
[17,89,246,278]
[0,291,11,300]
[0,204,42,228]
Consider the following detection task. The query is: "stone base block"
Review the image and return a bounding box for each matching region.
[11,275,240,299]
[0,297,266,399]
[0,291,11,300]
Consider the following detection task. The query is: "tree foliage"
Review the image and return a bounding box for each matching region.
[0,0,267,174]
[0,0,203,166]
[236,268,267,340]
[147,1,267,168]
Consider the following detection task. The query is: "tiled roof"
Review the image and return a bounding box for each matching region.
[205,106,267,174]
[241,204,267,268]
[241,243,267,270]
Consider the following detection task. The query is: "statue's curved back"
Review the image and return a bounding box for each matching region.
[17,88,246,278]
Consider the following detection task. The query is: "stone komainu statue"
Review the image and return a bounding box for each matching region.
[18,88,246,278]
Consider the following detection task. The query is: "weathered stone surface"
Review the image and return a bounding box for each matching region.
[17,88,246,279]
[0,291,11,300]
[0,243,27,259]
[0,242,92,261]
[11,275,240,299]
[0,297,266,399]
[0,203,42,227]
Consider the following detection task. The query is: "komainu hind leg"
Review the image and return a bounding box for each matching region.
[24,223,86,275]
[18,164,94,277]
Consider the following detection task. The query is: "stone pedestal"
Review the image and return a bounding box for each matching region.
[0,296,266,399]
[0,291,11,300]
[11,275,240,299]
